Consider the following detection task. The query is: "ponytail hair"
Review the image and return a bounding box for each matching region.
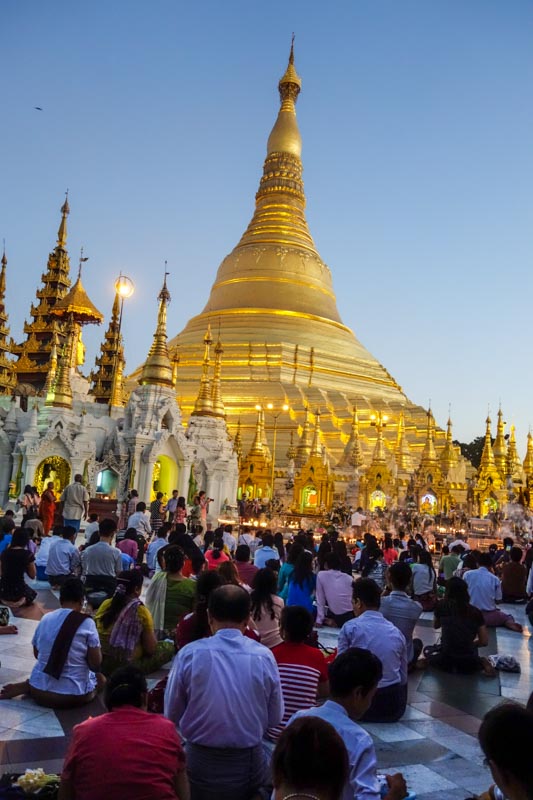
[104,664,147,711]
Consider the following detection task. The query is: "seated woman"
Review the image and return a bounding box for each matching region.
[59,664,189,800]
[287,552,316,615]
[217,559,248,589]
[250,568,284,648]
[277,543,304,600]
[0,528,37,606]
[204,533,230,570]
[0,578,104,708]
[144,546,196,638]
[95,571,174,676]
[272,717,348,800]
[501,546,527,602]
[411,549,437,611]
[429,577,496,677]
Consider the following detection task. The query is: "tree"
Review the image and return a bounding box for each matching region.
[453,436,487,470]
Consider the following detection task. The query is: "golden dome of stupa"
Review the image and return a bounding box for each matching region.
[130,44,440,464]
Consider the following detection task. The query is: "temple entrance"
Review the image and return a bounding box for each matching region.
[96,468,119,498]
[369,489,386,511]
[151,455,178,502]
[420,492,438,515]
[34,456,71,495]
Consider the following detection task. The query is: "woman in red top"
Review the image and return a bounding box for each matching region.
[204,534,230,570]
[59,664,188,800]
[382,533,398,567]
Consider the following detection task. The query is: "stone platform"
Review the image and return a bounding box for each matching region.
[0,582,531,799]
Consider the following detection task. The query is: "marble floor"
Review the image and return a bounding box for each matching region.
[0,583,531,799]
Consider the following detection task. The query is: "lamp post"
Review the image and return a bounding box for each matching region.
[257,402,289,503]
[110,273,134,409]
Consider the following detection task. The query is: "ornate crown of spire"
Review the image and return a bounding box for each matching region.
[140,272,173,387]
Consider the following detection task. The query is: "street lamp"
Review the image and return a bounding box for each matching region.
[257,402,289,502]
[110,273,135,409]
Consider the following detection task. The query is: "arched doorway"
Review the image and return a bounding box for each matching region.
[96,468,119,498]
[151,455,178,502]
[301,482,318,511]
[34,456,71,495]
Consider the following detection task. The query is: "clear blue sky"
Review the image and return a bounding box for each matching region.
[2,0,532,452]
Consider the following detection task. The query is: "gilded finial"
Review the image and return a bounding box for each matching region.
[1,239,6,269]
[57,191,70,249]
[192,323,215,415]
[140,270,173,388]
[77,247,89,279]
[310,409,323,457]
[211,334,225,418]
[266,38,302,158]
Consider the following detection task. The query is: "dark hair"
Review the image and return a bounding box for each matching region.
[441,545,450,555]
[274,532,285,562]
[100,570,144,628]
[175,523,187,535]
[384,533,393,550]
[190,552,206,575]
[262,533,274,548]
[157,526,168,539]
[218,560,241,587]
[280,605,313,643]
[418,549,435,580]
[210,534,225,561]
[163,545,185,574]
[136,502,147,513]
[361,546,383,578]
[23,484,32,494]
[251,568,278,621]
[352,578,381,609]
[62,526,76,540]
[10,528,30,548]
[177,496,186,509]
[60,577,85,604]
[463,552,479,570]
[286,542,304,565]
[203,531,214,551]
[99,518,117,537]
[124,528,138,541]
[510,546,523,563]
[208,585,251,623]
[105,665,147,711]
[52,524,63,536]
[329,647,383,697]
[445,576,470,608]
[190,570,224,641]
[88,531,100,546]
[272,717,348,800]
[324,552,341,571]
[291,551,314,588]
[478,703,533,795]
[502,537,514,549]
[388,561,412,591]
[478,552,493,569]
[88,513,98,522]
[235,544,250,563]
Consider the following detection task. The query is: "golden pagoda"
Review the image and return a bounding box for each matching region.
[129,44,442,465]
[140,274,173,388]
[439,416,459,478]
[506,425,523,483]
[475,415,505,515]
[13,196,72,390]
[0,249,16,394]
[338,407,365,471]
[493,407,507,480]
[293,411,334,513]
[395,411,414,475]
[90,292,126,405]
[239,408,272,500]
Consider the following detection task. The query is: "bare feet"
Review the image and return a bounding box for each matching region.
[505,621,523,633]
[0,625,18,635]
[0,680,30,700]
[480,657,497,678]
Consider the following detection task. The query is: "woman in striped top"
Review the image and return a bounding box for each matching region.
[266,605,329,742]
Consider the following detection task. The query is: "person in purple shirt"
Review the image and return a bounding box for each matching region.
[164,584,283,800]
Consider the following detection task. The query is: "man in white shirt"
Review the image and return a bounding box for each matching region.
[127,502,152,538]
[316,552,354,627]
[351,506,366,532]
[84,514,99,544]
[464,553,522,632]
[292,648,407,800]
[222,524,237,556]
[165,585,283,800]
[338,578,408,722]
[45,527,81,587]
[60,475,89,533]
[81,518,122,596]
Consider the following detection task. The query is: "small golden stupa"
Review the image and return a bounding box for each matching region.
[129,43,440,464]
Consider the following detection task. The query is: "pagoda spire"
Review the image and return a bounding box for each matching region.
[91,291,125,404]
[440,415,458,476]
[43,331,59,400]
[295,407,312,467]
[192,325,214,415]
[13,195,73,389]
[523,431,533,478]
[370,413,388,466]
[480,415,496,469]
[395,411,413,473]
[247,408,271,461]
[286,430,297,461]
[140,272,173,387]
[233,419,243,465]
[339,407,365,470]
[507,425,522,479]
[0,247,16,394]
[419,408,438,469]
[310,410,323,458]
[493,407,507,478]
[210,335,225,417]
[46,317,75,408]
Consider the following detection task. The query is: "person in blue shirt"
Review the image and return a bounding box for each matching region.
[254,533,279,570]
[286,551,316,615]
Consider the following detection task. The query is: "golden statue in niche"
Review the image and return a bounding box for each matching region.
[34,456,71,495]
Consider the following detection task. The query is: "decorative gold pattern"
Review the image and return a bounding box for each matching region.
[140,274,174,387]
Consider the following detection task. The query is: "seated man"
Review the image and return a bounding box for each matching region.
[478,702,533,800]
[316,552,354,628]
[439,545,463,582]
[380,562,423,670]
[0,578,104,708]
[338,578,408,722]
[292,648,407,800]
[234,544,258,586]
[464,553,523,631]
[501,546,527,603]
[46,526,81,587]
[266,605,329,742]
[81,518,122,597]
[165,584,283,800]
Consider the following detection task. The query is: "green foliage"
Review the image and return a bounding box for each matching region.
[453,436,487,470]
